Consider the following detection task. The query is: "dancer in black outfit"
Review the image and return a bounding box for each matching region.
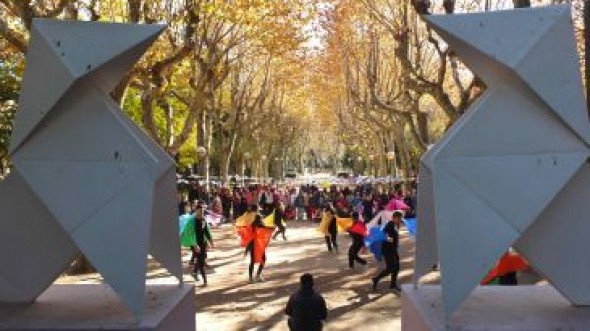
[348,212,367,269]
[372,211,402,291]
[323,205,338,253]
[273,202,287,241]
[192,204,214,286]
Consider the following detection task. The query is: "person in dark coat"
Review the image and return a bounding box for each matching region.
[348,211,367,269]
[372,211,402,291]
[285,273,327,331]
[235,194,248,219]
[362,194,374,223]
[273,202,287,241]
[323,205,338,253]
[192,203,214,286]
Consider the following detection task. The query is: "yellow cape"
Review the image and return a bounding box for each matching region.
[263,212,275,228]
[235,212,256,227]
[318,211,333,235]
[336,218,353,232]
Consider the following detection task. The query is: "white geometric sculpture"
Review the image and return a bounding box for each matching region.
[0,19,181,318]
[414,5,590,318]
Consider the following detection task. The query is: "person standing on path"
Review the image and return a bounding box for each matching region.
[285,273,328,331]
[372,211,402,291]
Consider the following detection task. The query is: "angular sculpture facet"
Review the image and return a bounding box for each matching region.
[0,19,181,319]
[414,5,590,318]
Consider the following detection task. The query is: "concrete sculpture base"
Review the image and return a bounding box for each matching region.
[0,284,195,331]
[402,284,590,330]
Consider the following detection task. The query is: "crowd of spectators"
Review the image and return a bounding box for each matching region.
[177,176,418,223]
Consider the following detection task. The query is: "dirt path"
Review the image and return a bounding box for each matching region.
[56,221,428,330]
[56,220,543,330]
[190,222,420,331]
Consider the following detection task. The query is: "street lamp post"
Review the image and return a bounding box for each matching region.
[368,154,375,177]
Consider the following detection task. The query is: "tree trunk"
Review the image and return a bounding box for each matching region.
[417,112,430,145]
[221,132,237,183]
[165,103,174,148]
[196,108,209,189]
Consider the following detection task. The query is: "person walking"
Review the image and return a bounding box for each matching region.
[319,204,338,253]
[273,202,287,241]
[372,211,402,291]
[244,204,273,283]
[285,273,327,331]
[192,203,214,286]
[348,211,367,269]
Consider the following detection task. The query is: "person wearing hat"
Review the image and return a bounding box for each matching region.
[372,210,403,291]
[192,202,214,286]
[285,273,327,331]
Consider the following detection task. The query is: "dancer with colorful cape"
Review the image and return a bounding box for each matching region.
[318,204,338,252]
[179,205,196,247]
[372,211,402,292]
[179,204,199,267]
[364,225,387,262]
[348,211,367,269]
[236,204,274,282]
[193,204,214,285]
[272,202,287,241]
[481,251,528,285]
[179,203,213,285]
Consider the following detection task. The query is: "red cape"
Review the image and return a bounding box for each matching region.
[481,253,528,284]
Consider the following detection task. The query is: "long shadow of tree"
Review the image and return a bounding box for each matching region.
[193,224,425,330]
